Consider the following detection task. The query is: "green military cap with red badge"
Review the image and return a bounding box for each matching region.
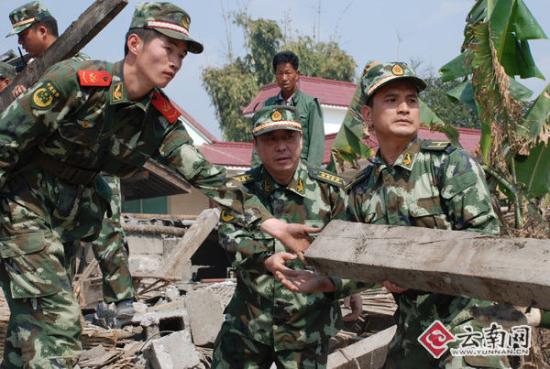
[130,2,204,54]
[6,1,54,37]
[360,61,427,103]
[252,105,302,137]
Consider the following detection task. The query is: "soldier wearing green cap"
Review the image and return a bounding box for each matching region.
[0,3,313,368]
[7,1,136,327]
[212,105,364,369]
[274,62,507,369]
[0,61,16,93]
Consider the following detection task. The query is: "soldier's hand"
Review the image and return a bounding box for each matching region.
[11,84,27,98]
[265,252,296,275]
[275,268,335,294]
[260,218,320,256]
[383,280,408,294]
[343,293,363,322]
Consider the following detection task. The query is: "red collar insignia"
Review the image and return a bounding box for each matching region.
[77,70,112,87]
[151,91,181,124]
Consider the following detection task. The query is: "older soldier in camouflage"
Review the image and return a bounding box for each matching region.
[0,3,310,368]
[213,106,363,369]
[345,62,507,369]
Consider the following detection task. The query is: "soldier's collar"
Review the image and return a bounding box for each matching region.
[286,161,307,197]
[371,137,420,172]
[276,89,299,104]
[108,61,153,110]
[393,137,420,171]
[261,162,306,197]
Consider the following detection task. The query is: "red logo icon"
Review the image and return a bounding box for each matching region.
[417,320,455,359]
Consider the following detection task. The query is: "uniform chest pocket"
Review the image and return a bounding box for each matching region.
[408,197,449,229]
[57,110,104,146]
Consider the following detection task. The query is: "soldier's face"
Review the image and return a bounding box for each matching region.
[133,34,187,89]
[255,130,303,182]
[275,63,299,97]
[362,81,420,141]
[0,78,10,93]
[17,25,48,57]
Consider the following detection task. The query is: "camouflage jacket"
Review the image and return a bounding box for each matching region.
[347,137,501,365]
[219,161,362,350]
[0,58,270,241]
[262,90,325,167]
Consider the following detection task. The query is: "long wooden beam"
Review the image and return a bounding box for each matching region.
[305,220,550,309]
[0,0,128,110]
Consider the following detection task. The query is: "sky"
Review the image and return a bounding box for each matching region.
[1,0,549,139]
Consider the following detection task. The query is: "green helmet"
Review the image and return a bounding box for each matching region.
[130,2,204,54]
[360,61,426,103]
[252,106,302,137]
[7,1,54,37]
[0,61,16,79]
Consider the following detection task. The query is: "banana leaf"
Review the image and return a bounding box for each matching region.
[515,83,550,197]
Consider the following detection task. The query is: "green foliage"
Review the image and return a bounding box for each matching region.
[420,75,479,129]
[515,82,550,197]
[285,36,356,82]
[234,14,282,85]
[202,61,259,141]
[202,13,356,141]
[439,0,549,232]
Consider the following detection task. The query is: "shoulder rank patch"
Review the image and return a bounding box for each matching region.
[310,168,345,187]
[32,82,60,109]
[421,140,451,151]
[152,91,181,124]
[77,70,112,87]
[233,174,254,184]
[344,166,373,192]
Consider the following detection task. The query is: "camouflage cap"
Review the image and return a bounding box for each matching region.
[0,61,16,80]
[361,61,426,103]
[252,105,302,137]
[130,2,203,54]
[6,1,53,37]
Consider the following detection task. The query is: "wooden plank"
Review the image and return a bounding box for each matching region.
[143,159,192,193]
[327,325,396,369]
[305,220,550,309]
[0,0,128,110]
[163,208,220,279]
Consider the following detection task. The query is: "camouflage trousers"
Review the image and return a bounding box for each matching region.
[212,321,329,369]
[89,176,133,303]
[384,293,511,369]
[0,172,110,369]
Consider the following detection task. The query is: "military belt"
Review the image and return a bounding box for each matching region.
[34,155,99,185]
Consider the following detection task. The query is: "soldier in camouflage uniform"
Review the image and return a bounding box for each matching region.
[6,1,65,98]
[275,62,509,368]
[0,62,16,93]
[0,3,311,368]
[7,1,135,319]
[345,62,506,369]
[213,106,363,369]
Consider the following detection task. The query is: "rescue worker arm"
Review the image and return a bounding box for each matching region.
[159,124,272,225]
[440,150,500,235]
[305,99,325,167]
[218,217,274,271]
[0,61,79,188]
[159,125,319,252]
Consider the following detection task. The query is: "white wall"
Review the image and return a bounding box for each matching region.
[321,105,348,134]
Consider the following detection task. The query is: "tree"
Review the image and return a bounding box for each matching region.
[202,13,356,141]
